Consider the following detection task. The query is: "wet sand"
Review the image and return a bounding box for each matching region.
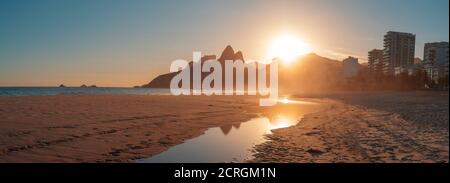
[252,91,449,163]
[0,95,261,162]
[0,92,448,163]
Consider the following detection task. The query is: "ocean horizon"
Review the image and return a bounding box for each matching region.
[0,87,171,96]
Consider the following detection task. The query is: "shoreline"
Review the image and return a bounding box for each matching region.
[251,92,449,163]
[0,91,448,163]
[0,95,260,162]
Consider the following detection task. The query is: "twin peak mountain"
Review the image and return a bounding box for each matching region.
[142,45,246,88]
[142,45,344,92]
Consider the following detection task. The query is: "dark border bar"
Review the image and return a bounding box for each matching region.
[1,163,448,182]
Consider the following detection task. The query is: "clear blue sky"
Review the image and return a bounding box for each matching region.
[0,0,448,86]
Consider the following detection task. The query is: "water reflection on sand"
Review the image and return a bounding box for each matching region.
[136,98,320,163]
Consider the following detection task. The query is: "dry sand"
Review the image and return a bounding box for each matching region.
[0,92,448,163]
[252,91,449,163]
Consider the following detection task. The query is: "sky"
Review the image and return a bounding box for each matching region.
[0,0,448,87]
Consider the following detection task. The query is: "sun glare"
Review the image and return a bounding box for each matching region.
[268,34,311,63]
[269,115,297,130]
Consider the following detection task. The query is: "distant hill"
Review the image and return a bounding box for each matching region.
[142,46,345,93]
[278,53,343,93]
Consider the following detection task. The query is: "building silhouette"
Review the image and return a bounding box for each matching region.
[382,31,416,75]
[342,56,360,80]
[368,49,384,76]
[423,42,449,83]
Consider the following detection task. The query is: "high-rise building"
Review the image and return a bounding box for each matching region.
[382,31,416,75]
[368,49,383,75]
[342,56,360,79]
[423,42,449,82]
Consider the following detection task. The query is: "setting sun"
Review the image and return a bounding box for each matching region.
[268,34,311,63]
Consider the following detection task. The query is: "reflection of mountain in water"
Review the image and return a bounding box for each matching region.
[220,125,233,135]
[232,123,240,129]
[219,123,242,135]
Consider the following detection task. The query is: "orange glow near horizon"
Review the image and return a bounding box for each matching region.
[267,33,311,64]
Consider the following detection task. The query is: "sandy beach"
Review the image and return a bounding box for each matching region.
[252,91,449,163]
[0,92,448,163]
[0,95,261,162]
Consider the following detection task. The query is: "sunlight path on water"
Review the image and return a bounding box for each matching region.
[136,97,320,163]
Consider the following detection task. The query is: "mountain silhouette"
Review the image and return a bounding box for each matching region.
[218,45,244,62]
[142,45,245,88]
[142,46,345,92]
[278,53,344,93]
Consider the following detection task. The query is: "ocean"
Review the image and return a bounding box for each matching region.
[0,87,171,96]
